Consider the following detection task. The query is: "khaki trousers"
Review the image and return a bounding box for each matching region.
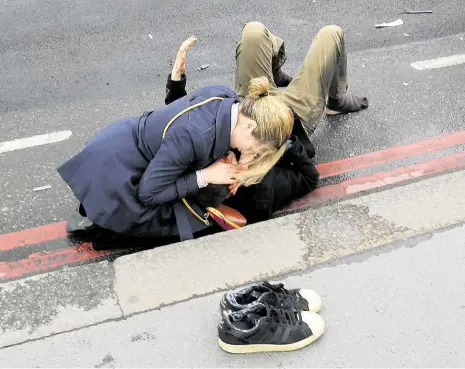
[235,22,348,135]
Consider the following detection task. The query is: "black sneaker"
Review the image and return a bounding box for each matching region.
[218,302,325,353]
[220,281,321,313]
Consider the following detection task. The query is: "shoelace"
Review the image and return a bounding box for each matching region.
[262,302,302,326]
[262,281,301,301]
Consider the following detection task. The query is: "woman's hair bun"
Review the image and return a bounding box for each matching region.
[247,77,271,101]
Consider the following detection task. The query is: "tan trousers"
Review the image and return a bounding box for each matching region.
[235,22,348,135]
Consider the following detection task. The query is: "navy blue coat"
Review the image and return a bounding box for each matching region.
[165,75,320,224]
[58,85,238,239]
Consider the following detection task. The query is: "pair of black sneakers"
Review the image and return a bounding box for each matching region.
[217,281,325,354]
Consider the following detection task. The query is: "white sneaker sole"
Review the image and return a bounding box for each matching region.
[218,312,325,354]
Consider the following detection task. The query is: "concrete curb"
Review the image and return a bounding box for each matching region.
[2,169,465,348]
[114,170,465,315]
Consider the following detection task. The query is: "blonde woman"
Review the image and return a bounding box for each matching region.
[165,36,320,227]
[58,69,293,241]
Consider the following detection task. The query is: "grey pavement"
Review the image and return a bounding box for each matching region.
[1,168,465,351]
[1,223,464,367]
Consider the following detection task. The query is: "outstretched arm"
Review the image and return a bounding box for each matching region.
[165,36,197,105]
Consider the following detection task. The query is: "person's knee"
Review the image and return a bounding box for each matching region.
[319,25,344,40]
[241,21,268,43]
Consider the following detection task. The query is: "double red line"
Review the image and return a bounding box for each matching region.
[2,132,465,281]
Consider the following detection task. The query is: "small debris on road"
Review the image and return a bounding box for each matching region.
[403,82,409,86]
[148,34,153,39]
[403,10,433,14]
[197,64,210,71]
[32,185,52,192]
[375,19,403,28]
[404,33,410,37]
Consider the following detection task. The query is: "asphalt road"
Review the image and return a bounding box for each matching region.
[2,223,464,367]
[1,1,465,232]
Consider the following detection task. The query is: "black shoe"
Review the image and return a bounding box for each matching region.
[218,302,325,353]
[220,281,321,313]
[326,94,369,115]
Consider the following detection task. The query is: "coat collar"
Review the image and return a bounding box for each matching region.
[213,97,239,159]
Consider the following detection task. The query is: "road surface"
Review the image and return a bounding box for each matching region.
[1,0,465,366]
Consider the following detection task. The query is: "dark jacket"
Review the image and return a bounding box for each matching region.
[165,74,319,224]
[58,84,238,239]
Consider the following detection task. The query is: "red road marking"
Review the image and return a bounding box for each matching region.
[2,131,465,252]
[318,131,465,179]
[1,133,465,281]
[281,150,465,211]
[0,243,111,281]
[1,150,464,281]
[0,221,67,252]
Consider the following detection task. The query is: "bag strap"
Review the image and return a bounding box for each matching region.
[162,96,225,226]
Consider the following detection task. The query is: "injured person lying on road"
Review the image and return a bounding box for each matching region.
[59,23,368,250]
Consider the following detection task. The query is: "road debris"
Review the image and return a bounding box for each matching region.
[403,82,409,86]
[197,64,210,71]
[148,34,153,39]
[32,185,52,192]
[403,10,433,14]
[404,33,410,37]
[375,19,403,28]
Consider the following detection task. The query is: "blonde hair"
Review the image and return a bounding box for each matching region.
[236,77,294,186]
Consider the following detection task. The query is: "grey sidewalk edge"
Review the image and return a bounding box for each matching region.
[2,169,465,349]
[113,169,465,315]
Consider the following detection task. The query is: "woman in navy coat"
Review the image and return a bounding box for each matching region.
[165,38,320,226]
[58,38,293,241]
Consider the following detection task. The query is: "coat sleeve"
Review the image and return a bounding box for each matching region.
[164,74,187,105]
[291,110,315,158]
[137,126,204,206]
[270,136,319,211]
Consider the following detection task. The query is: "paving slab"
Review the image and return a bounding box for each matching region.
[2,224,464,367]
[0,261,121,348]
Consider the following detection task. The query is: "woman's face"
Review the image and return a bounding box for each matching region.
[230,118,261,163]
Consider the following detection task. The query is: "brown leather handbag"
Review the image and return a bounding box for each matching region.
[206,204,247,231]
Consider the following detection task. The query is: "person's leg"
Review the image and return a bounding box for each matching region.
[235,22,286,97]
[282,25,368,135]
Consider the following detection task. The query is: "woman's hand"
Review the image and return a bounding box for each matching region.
[228,182,241,196]
[220,152,242,195]
[171,36,197,81]
[203,157,247,185]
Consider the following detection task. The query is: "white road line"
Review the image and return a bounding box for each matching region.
[0,130,72,154]
[411,54,465,70]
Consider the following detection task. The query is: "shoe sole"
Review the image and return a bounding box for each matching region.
[326,105,368,116]
[325,108,343,116]
[218,330,323,354]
